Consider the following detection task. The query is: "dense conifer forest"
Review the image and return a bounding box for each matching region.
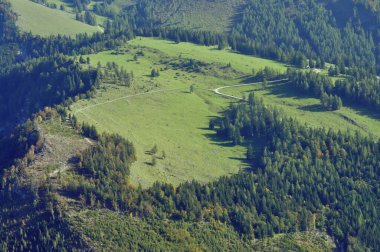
[1,0,380,250]
[0,55,97,127]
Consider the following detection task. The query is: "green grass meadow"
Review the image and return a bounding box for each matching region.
[71,37,380,187]
[72,43,251,187]
[128,37,288,74]
[10,0,99,36]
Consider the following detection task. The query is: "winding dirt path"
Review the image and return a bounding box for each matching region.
[213,79,289,100]
[74,87,182,114]
[74,79,289,115]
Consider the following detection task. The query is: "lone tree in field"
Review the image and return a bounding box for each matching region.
[209,119,215,130]
[189,84,196,93]
[262,78,268,88]
[247,144,254,160]
[79,56,86,64]
[151,156,157,166]
[150,144,158,155]
[151,69,160,77]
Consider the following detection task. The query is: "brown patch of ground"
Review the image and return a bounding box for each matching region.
[26,119,92,187]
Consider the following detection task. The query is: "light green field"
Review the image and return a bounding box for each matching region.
[129,37,288,74]
[10,0,99,36]
[72,42,251,187]
[72,37,380,187]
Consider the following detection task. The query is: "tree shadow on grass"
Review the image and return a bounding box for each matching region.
[298,104,325,112]
[265,82,310,100]
[144,161,155,166]
[268,82,380,121]
[202,132,236,147]
[240,75,261,84]
[200,125,257,167]
[228,156,252,171]
[235,80,380,121]
[340,100,380,122]
[234,79,308,101]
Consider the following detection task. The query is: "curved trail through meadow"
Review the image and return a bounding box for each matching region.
[74,87,182,114]
[213,79,289,101]
[74,79,289,115]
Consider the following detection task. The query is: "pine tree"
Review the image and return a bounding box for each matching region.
[189,84,195,93]
[320,92,329,108]
[151,156,157,166]
[151,144,158,155]
[247,144,254,160]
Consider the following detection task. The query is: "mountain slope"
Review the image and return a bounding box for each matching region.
[10,0,99,36]
[115,0,380,73]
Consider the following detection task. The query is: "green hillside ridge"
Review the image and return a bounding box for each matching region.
[10,0,99,36]
[1,0,380,250]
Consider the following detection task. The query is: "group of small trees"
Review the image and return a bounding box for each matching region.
[328,66,340,76]
[308,58,325,69]
[96,61,134,86]
[75,11,96,26]
[320,92,343,110]
[287,69,343,110]
[147,144,165,166]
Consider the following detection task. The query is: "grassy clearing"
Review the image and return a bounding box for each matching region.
[10,0,99,36]
[129,37,288,74]
[72,44,249,187]
[128,37,347,79]
[71,37,380,187]
[76,86,246,187]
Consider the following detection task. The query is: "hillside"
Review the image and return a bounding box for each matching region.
[71,37,380,188]
[0,109,338,251]
[127,0,246,32]
[1,0,380,250]
[109,0,380,73]
[10,0,99,36]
